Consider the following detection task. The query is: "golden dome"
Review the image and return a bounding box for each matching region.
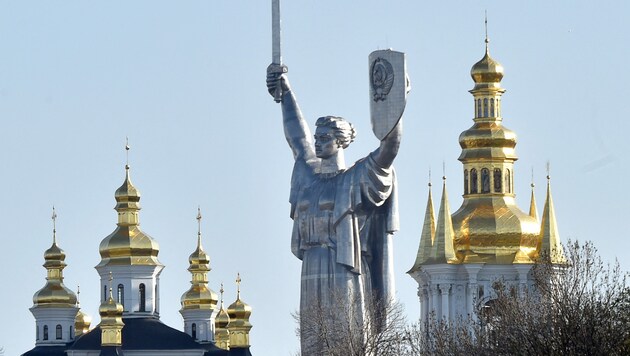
[458,122,517,161]
[450,40,540,264]
[32,278,78,307]
[114,165,140,210]
[97,166,161,268]
[181,208,219,310]
[227,297,253,321]
[33,219,78,307]
[100,295,124,317]
[470,43,504,89]
[181,285,219,310]
[214,284,231,351]
[452,196,540,263]
[75,309,92,336]
[216,304,231,329]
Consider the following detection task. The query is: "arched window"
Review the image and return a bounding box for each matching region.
[139,283,146,312]
[490,99,495,117]
[43,325,49,340]
[70,326,73,340]
[481,168,490,193]
[505,169,511,193]
[494,168,502,193]
[56,324,62,340]
[104,285,107,302]
[36,325,39,340]
[117,284,125,309]
[470,169,478,194]
[483,98,488,117]
[192,323,197,340]
[464,169,469,195]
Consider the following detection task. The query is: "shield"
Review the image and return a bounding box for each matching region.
[369,50,410,140]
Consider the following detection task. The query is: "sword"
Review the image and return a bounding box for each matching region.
[268,0,288,103]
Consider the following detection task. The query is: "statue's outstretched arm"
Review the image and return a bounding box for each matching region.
[267,73,316,161]
[372,120,402,169]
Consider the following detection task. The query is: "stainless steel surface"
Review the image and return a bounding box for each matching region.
[267,51,404,351]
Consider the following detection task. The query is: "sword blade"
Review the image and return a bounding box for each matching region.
[272,0,281,64]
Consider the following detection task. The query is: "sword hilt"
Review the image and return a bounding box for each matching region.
[267,63,288,103]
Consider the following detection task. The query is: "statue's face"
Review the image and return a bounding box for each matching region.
[314,126,339,159]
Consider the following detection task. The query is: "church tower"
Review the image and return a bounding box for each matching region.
[30,208,79,346]
[95,160,164,319]
[180,208,219,343]
[408,32,565,323]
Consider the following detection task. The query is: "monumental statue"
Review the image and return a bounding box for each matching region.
[266,1,409,352]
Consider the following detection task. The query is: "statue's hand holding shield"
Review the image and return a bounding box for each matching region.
[369,50,410,140]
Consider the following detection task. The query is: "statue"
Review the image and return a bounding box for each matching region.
[267,71,403,352]
[267,2,408,352]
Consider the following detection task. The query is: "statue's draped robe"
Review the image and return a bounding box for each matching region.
[289,153,398,350]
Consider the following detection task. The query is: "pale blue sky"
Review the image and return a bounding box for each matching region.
[2,1,629,355]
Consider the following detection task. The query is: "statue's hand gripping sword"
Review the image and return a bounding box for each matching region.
[267,0,288,103]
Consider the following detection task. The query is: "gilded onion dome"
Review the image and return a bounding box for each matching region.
[99,277,125,347]
[451,39,539,264]
[181,208,219,311]
[75,286,92,337]
[215,284,231,350]
[33,209,78,307]
[470,40,504,90]
[97,165,161,268]
[227,274,252,348]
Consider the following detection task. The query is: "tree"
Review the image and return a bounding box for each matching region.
[416,240,630,356]
[294,292,409,356]
[293,241,630,355]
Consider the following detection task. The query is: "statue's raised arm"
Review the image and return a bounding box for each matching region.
[267,72,316,162]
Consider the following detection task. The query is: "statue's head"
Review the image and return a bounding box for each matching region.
[314,116,357,158]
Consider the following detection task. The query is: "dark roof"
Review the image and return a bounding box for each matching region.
[23,318,253,355]
[225,348,253,356]
[21,345,70,356]
[100,346,124,356]
[69,317,202,350]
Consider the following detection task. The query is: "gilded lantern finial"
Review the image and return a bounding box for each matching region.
[33,208,78,307]
[99,272,124,347]
[75,285,92,337]
[227,275,252,348]
[180,207,218,311]
[97,149,162,268]
[215,282,231,350]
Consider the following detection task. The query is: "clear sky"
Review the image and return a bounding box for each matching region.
[2,1,629,355]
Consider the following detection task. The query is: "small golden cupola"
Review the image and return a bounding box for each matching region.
[30,208,79,346]
[451,35,540,264]
[33,208,78,308]
[74,286,92,337]
[181,208,219,311]
[180,208,219,343]
[96,163,161,267]
[99,274,125,347]
[215,283,231,350]
[227,273,253,348]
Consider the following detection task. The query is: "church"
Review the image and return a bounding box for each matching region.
[408,37,565,322]
[20,32,567,356]
[22,162,253,356]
